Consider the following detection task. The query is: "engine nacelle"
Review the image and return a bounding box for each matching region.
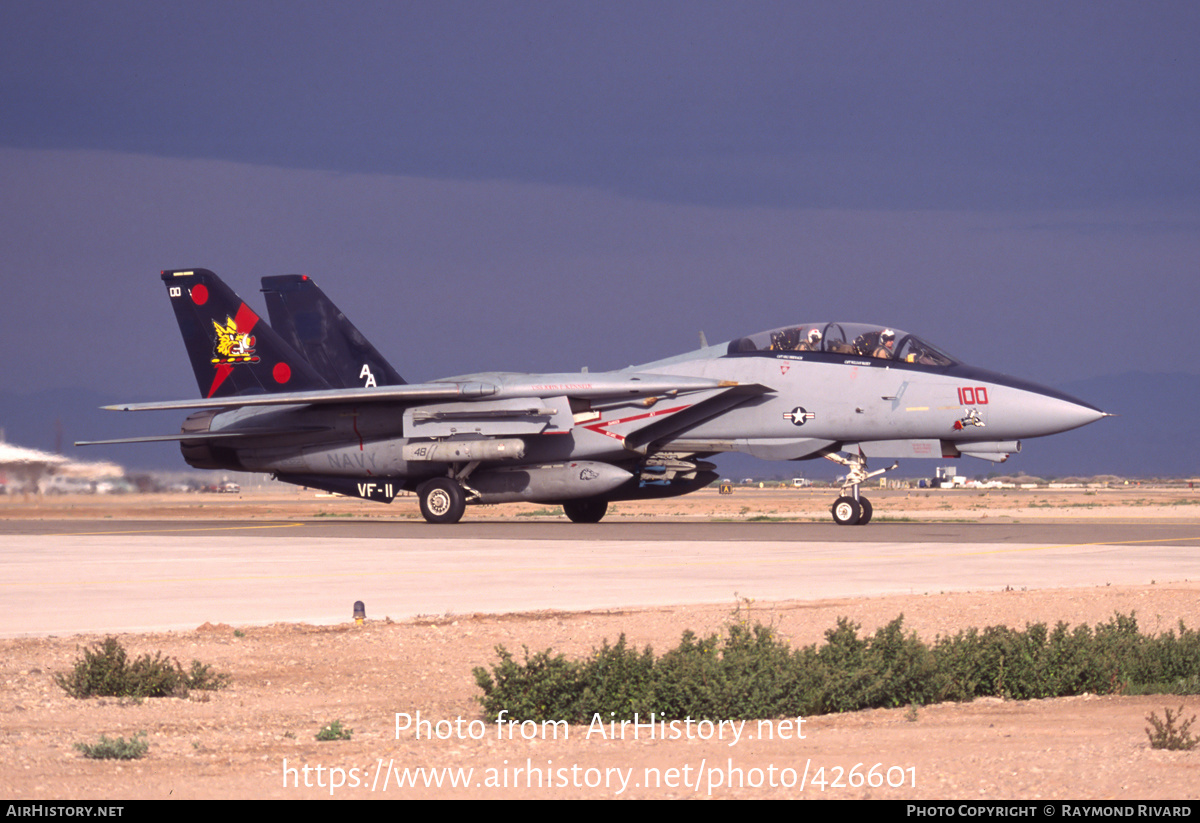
[179,409,244,470]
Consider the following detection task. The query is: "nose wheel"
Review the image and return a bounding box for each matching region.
[825,451,893,526]
[831,495,873,526]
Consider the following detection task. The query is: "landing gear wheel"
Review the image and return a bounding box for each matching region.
[562,498,609,524]
[419,478,466,524]
[831,496,862,526]
[856,497,873,526]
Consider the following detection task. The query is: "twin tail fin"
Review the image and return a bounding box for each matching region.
[261,274,405,389]
[162,269,329,398]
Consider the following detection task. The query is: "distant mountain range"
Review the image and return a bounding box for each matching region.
[1008,371,1192,479]
[0,372,1194,479]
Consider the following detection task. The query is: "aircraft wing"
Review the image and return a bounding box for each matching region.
[609,383,772,453]
[103,383,479,412]
[76,426,331,446]
[101,374,745,412]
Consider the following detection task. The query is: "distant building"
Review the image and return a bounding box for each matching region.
[0,431,124,494]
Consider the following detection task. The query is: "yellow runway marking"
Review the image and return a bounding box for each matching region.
[948,534,1200,556]
[36,522,306,537]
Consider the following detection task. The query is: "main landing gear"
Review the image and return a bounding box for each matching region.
[562,498,609,523]
[824,452,897,526]
[418,477,467,524]
[417,458,486,524]
[416,476,612,525]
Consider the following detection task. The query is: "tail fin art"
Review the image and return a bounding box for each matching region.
[261,274,406,389]
[162,269,329,398]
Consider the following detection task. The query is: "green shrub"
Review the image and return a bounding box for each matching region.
[1125,675,1200,696]
[1128,620,1200,691]
[55,637,230,699]
[316,720,353,741]
[1145,706,1198,750]
[183,660,231,692]
[932,613,1194,701]
[578,635,657,722]
[781,616,938,715]
[650,630,727,720]
[474,646,584,723]
[74,732,148,760]
[644,623,805,720]
[710,622,803,719]
[858,616,940,709]
[473,612,1200,723]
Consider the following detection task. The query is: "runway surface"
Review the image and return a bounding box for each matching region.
[3,519,1199,637]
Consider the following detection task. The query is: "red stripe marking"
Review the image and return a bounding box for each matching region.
[581,404,690,442]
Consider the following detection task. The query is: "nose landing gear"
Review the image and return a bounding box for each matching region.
[831,494,873,526]
[824,452,896,526]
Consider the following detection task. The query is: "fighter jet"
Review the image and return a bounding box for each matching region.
[80,269,1107,525]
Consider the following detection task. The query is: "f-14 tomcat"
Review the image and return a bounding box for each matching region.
[81,269,1107,525]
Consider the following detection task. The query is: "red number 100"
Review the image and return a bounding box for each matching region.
[958,386,989,405]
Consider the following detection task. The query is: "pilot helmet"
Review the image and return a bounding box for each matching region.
[880,328,895,343]
[807,328,822,345]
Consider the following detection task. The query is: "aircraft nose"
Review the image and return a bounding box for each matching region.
[1015,389,1107,437]
[1044,395,1107,432]
[950,367,1109,439]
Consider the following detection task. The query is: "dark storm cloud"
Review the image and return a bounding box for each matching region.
[2,1,1197,209]
[3,147,1198,401]
[2,2,1198,409]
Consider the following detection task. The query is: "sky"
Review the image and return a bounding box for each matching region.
[1,2,1198,441]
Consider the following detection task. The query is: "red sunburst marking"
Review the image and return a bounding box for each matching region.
[206,363,233,398]
[232,302,259,334]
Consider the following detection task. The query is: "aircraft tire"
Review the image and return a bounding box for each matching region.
[562,498,608,523]
[856,497,873,526]
[831,496,861,526]
[419,478,466,524]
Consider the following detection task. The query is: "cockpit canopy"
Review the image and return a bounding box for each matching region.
[728,322,959,367]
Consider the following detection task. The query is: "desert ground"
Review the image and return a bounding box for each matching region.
[2,485,1198,800]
